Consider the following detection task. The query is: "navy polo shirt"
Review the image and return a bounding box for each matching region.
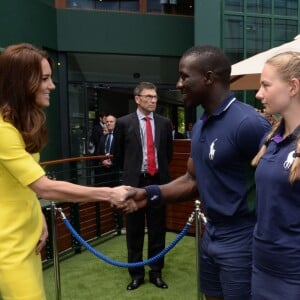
[254,125,300,279]
[191,94,270,224]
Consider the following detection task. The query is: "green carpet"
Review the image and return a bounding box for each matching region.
[43,232,199,300]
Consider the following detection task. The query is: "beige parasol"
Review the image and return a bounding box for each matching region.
[230,34,300,90]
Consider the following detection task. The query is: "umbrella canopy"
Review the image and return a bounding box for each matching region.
[230,34,300,90]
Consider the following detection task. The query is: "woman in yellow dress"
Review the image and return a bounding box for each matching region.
[0,43,131,300]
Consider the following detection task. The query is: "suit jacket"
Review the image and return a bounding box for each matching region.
[96,132,115,156]
[173,130,185,139]
[114,112,173,186]
[91,122,105,153]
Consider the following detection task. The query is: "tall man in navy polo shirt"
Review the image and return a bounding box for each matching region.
[122,45,271,300]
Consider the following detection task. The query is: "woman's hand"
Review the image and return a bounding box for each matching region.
[36,214,48,254]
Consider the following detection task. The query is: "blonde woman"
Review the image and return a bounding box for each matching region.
[0,43,129,300]
[252,51,300,299]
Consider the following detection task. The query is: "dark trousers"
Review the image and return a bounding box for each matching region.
[126,173,166,280]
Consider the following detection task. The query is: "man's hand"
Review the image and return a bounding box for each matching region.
[110,186,149,212]
[121,198,148,213]
[123,187,147,202]
[121,199,138,213]
[120,187,148,213]
[102,158,112,167]
[109,185,132,207]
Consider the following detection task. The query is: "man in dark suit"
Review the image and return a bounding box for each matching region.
[185,122,194,139]
[95,114,117,186]
[114,82,173,291]
[91,112,107,154]
[172,123,185,139]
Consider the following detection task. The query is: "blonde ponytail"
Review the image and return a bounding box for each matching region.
[289,137,300,183]
[251,119,282,167]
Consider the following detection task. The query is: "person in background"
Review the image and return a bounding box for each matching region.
[0,43,130,300]
[185,122,194,139]
[121,45,271,300]
[251,51,300,300]
[102,123,108,135]
[96,114,117,186]
[92,122,108,185]
[172,122,185,139]
[91,111,107,154]
[97,114,116,166]
[261,108,278,125]
[114,82,173,291]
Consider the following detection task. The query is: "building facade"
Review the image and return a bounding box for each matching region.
[0,0,299,160]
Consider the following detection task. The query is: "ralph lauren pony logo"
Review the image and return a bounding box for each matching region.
[283,150,295,169]
[209,138,218,160]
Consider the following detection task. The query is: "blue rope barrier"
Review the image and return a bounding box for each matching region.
[60,210,194,268]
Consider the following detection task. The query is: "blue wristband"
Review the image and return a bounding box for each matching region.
[144,185,162,206]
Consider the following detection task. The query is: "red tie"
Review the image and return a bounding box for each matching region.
[145,116,157,175]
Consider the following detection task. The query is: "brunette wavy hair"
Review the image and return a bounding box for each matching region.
[0,43,53,153]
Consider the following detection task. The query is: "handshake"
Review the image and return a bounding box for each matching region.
[108,185,149,213]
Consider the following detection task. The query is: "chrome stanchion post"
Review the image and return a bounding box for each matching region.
[195,200,204,300]
[50,201,62,300]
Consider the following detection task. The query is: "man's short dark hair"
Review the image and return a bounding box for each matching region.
[134,82,157,96]
[182,45,232,86]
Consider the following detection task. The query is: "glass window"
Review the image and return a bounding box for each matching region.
[274,19,298,46]
[95,1,118,10]
[177,106,185,134]
[224,0,244,12]
[246,17,271,57]
[68,83,86,157]
[224,15,244,63]
[247,0,271,14]
[176,0,193,15]
[119,0,139,12]
[148,0,193,16]
[95,0,139,12]
[67,0,94,9]
[274,0,298,16]
[148,0,163,13]
[67,0,139,11]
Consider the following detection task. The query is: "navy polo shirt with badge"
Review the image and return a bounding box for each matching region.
[191,94,270,224]
[254,125,300,279]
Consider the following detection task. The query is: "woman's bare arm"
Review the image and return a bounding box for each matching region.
[29,176,128,207]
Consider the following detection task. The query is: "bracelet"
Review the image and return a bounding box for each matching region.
[144,185,162,206]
